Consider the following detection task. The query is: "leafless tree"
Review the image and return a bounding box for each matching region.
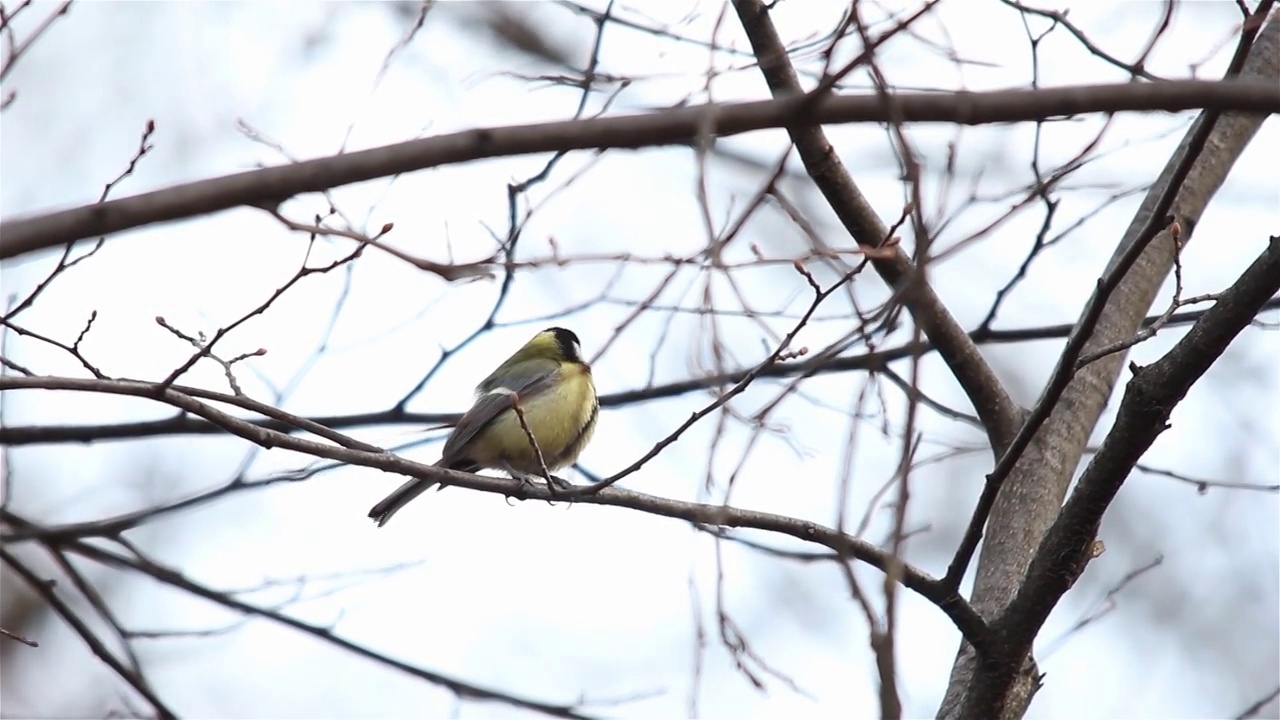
[2,2,1277,719]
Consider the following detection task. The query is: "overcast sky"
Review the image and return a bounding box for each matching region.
[2,2,1277,719]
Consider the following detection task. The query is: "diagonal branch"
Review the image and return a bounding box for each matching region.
[944,0,1280,595]
[939,9,1279,720]
[0,545,178,719]
[11,528,596,720]
[963,234,1280,719]
[729,0,1022,453]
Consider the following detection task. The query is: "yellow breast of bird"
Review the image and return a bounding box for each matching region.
[471,364,598,474]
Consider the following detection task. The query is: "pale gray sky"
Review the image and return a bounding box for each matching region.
[1,2,1276,718]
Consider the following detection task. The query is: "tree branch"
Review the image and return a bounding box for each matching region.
[0,545,178,719]
[962,234,1280,719]
[944,0,1280,595]
[3,81,1277,259]
[0,373,990,652]
[0,521,599,720]
[1,297,1274,446]
[939,9,1279,719]
[729,0,1023,456]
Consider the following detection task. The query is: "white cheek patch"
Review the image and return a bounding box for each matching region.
[573,340,582,359]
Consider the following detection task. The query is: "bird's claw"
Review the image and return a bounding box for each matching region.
[545,474,574,495]
[505,470,573,500]
[503,473,535,495]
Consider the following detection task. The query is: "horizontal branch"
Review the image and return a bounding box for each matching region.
[0,373,988,652]
[2,297,1274,446]
[3,80,1278,258]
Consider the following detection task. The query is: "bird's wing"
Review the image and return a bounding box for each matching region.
[440,367,559,465]
[475,355,556,395]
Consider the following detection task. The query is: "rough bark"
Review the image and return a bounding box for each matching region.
[938,15,1280,720]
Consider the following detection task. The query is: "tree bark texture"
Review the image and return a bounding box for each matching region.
[939,15,1280,720]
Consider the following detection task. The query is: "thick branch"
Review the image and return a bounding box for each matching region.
[966,235,1280,718]
[940,11,1280,720]
[3,81,1278,259]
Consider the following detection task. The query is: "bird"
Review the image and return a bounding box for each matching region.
[368,327,598,527]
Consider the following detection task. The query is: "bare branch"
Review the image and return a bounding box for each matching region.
[0,372,990,651]
[940,11,1280,718]
[0,624,38,647]
[573,260,836,494]
[960,235,1280,717]
[0,0,72,85]
[4,80,1278,259]
[1,296,1274,446]
[1133,462,1280,494]
[1236,686,1280,720]
[12,530,600,720]
[997,0,1169,81]
[0,546,177,719]
[730,0,1023,458]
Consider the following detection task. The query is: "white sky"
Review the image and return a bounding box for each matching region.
[1,1,1277,719]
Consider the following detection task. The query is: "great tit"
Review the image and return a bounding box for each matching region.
[368,327,598,527]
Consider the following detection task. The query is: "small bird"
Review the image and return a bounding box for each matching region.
[368,327,599,527]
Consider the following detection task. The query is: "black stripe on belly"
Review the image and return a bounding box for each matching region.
[554,400,599,467]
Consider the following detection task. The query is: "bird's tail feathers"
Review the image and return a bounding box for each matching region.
[368,458,472,527]
[367,476,437,527]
